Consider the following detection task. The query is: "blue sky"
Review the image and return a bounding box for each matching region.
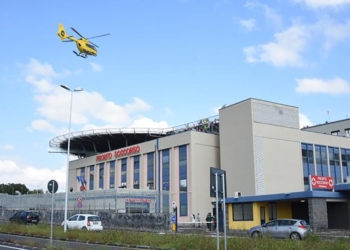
[1,0,350,192]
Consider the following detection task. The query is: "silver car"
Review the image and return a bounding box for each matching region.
[248,219,312,240]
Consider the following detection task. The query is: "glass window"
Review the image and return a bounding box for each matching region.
[162,149,170,191]
[329,147,341,184]
[134,156,140,189]
[315,145,328,176]
[345,129,350,137]
[342,149,350,182]
[179,145,187,192]
[99,163,104,189]
[121,158,127,186]
[331,130,340,136]
[179,145,188,217]
[233,203,253,221]
[302,143,315,190]
[269,203,277,220]
[110,161,115,189]
[147,153,154,190]
[89,165,94,190]
[180,193,188,216]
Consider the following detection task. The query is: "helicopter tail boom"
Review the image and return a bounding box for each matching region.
[57,23,68,40]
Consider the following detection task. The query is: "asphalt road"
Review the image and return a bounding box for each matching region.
[0,233,147,250]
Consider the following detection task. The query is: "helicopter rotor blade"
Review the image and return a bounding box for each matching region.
[70,27,85,38]
[86,33,111,40]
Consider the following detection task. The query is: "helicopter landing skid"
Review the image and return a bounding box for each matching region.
[73,51,87,58]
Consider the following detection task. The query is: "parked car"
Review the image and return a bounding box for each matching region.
[9,211,40,224]
[248,219,312,240]
[61,214,103,231]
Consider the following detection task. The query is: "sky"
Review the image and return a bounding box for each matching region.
[1,0,350,193]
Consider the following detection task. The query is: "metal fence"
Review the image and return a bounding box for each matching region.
[0,188,170,214]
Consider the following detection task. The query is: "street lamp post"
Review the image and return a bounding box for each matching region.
[60,84,83,233]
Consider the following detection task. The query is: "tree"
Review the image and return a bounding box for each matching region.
[0,183,29,195]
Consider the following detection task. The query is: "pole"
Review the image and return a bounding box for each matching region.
[50,180,54,246]
[222,174,227,250]
[64,91,73,233]
[215,173,219,250]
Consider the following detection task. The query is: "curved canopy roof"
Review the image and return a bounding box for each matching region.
[49,116,220,158]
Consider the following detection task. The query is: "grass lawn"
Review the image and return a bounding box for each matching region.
[0,223,350,250]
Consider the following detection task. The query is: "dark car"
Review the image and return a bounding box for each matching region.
[9,211,40,224]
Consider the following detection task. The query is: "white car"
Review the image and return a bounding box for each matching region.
[61,214,103,231]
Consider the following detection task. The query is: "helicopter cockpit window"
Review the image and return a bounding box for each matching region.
[86,44,95,49]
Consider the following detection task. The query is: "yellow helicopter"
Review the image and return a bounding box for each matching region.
[57,24,110,58]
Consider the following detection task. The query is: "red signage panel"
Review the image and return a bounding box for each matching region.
[310,175,334,190]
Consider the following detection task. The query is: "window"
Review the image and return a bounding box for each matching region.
[180,193,188,216]
[341,149,350,182]
[162,149,170,213]
[302,143,315,190]
[233,203,253,221]
[80,167,87,191]
[162,149,170,190]
[269,203,277,220]
[345,129,350,137]
[133,156,140,189]
[329,147,341,184]
[121,158,127,185]
[89,165,94,190]
[147,153,154,190]
[99,163,104,189]
[179,146,187,192]
[179,145,188,216]
[110,161,115,189]
[315,145,328,176]
[331,130,340,136]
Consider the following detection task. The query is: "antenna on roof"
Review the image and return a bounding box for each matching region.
[327,111,330,122]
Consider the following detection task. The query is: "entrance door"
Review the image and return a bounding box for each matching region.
[260,207,266,225]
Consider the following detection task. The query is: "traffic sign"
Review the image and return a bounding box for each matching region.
[47,180,58,194]
[171,215,176,223]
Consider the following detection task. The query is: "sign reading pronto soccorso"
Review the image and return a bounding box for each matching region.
[310,175,334,190]
[96,145,141,162]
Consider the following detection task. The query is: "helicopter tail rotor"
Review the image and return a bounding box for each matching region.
[57,23,68,40]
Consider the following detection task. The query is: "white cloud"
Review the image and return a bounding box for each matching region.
[1,144,14,151]
[244,24,308,66]
[89,62,102,72]
[0,159,66,192]
[295,77,350,95]
[245,2,283,28]
[31,120,65,134]
[240,19,256,31]
[313,17,350,51]
[293,0,350,9]
[21,59,166,134]
[129,117,169,128]
[299,113,313,128]
[22,58,57,77]
[25,75,55,93]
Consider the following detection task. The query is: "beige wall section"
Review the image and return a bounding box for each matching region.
[260,137,303,193]
[219,100,255,198]
[190,131,220,219]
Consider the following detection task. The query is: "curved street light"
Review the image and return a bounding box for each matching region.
[60,84,83,233]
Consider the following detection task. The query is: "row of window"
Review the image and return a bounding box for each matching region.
[233,203,277,221]
[302,143,350,188]
[78,145,188,215]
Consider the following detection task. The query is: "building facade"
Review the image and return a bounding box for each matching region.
[67,129,220,223]
[54,98,350,231]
